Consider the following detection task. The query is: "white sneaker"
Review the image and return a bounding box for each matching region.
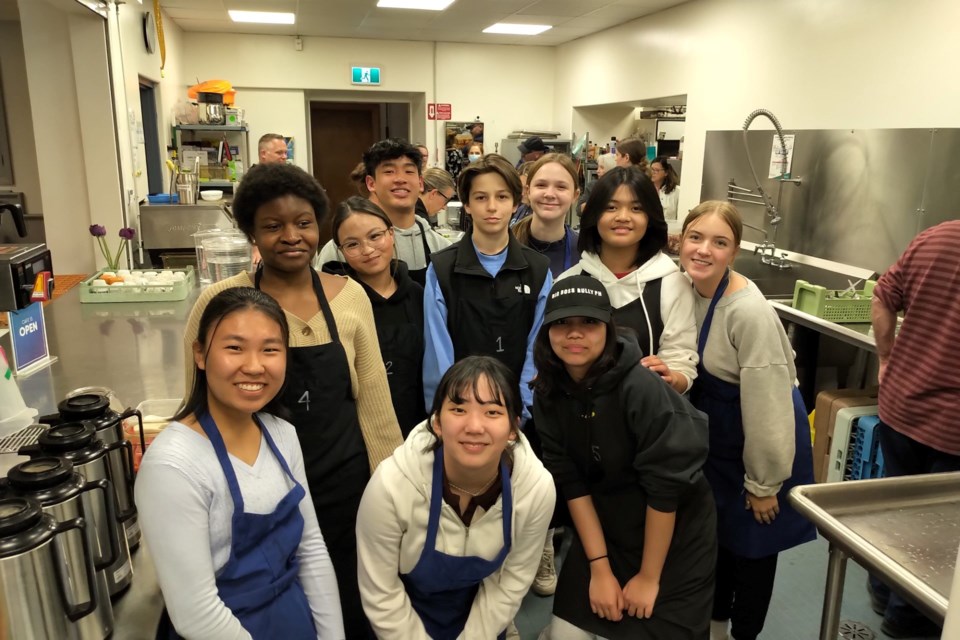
[532,530,557,596]
[710,619,730,640]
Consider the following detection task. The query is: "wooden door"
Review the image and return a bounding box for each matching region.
[310,102,380,245]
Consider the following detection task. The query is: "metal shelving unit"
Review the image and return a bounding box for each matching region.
[173,125,250,187]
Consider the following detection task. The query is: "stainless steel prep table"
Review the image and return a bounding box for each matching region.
[5,285,202,639]
[790,473,960,640]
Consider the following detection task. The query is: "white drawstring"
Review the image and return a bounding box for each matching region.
[637,280,655,356]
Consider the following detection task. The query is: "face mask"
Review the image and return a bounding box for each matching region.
[467,154,481,163]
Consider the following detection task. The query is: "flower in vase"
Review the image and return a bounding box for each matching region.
[89,224,137,270]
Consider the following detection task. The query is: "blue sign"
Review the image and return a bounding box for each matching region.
[8,302,49,372]
[351,66,381,85]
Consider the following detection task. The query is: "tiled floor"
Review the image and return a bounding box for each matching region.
[515,534,942,639]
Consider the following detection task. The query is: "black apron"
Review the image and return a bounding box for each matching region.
[689,272,817,559]
[255,267,373,639]
[406,219,434,287]
[377,318,426,437]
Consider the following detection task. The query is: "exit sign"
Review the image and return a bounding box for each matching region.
[351,67,381,85]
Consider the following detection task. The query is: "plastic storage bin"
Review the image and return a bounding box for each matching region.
[792,279,877,323]
[79,267,195,303]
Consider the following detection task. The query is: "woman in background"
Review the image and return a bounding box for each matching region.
[650,157,680,222]
[578,153,617,214]
[680,201,816,640]
[325,196,427,436]
[357,357,555,639]
[416,168,456,228]
[140,287,343,639]
[558,167,698,395]
[614,138,650,176]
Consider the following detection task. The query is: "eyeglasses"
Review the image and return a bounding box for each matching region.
[339,228,391,257]
[649,166,665,174]
[435,190,454,204]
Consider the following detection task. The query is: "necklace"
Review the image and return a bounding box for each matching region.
[447,473,499,497]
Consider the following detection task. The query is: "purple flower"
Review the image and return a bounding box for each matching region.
[89,224,107,237]
[119,227,136,240]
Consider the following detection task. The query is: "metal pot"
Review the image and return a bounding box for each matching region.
[6,457,115,639]
[0,496,97,639]
[57,393,142,553]
[21,422,133,598]
[197,92,225,125]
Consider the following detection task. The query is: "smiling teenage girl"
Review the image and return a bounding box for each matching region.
[423,154,552,420]
[511,153,581,277]
[140,288,343,639]
[680,201,816,640]
[533,276,715,640]
[324,196,427,436]
[558,166,697,395]
[357,357,555,639]
[183,163,402,639]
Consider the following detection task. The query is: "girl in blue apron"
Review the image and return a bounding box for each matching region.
[138,287,344,639]
[680,201,817,640]
[183,163,403,639]
[556,166,698,396]
[356,356,556,640]
[511,153,581,278]
[323,196,427,436]
[533,276,716,640]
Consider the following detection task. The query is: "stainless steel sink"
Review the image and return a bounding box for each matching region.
[734,254,870,298]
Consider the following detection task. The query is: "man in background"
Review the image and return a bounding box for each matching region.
[867,219,960,639]
[258,133,288,164]
[516,136,550,166]
[415,143,430,169]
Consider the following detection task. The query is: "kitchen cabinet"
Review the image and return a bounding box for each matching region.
[173,125,249,189]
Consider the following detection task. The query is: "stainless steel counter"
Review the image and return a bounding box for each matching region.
[2,286,200,638]
[790,473,960,639]
[769,299,877,352]
[138,202,235,250]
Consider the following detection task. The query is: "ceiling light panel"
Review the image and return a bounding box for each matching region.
[377,0,456,10]
[483,23,552,35]
[228,10,295,24]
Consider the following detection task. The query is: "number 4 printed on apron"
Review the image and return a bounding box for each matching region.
[298,391,311,412]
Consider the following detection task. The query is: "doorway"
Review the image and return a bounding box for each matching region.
[139,79,162,195]
[309,101,410,244]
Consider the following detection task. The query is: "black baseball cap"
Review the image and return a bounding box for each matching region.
[544,276,612,325]
[518,136,550,155]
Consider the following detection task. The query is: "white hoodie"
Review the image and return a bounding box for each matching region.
[356,423,555,640]
[558,251,699,392]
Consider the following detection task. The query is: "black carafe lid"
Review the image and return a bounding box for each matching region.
[7,457,75,491]
[0,497,43,537]
[58,394,110,421]
[37,422,97,452]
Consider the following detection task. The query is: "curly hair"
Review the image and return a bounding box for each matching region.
[363,138,423,179]
[232,163,329,240]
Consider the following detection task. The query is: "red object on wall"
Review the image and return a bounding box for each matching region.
[436,104,452,120]
[427,104,436,120]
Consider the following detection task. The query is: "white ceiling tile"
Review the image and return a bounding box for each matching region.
[515,0,615,19]
[164,8,228,21]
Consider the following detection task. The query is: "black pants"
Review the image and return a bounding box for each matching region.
[711,546,778,640]
[868,421,960,627]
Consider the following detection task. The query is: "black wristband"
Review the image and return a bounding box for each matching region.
[588,554,608,563]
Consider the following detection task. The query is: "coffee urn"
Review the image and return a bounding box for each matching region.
[5,457,116,639]
[21,422,134,598]
[0,496,97,639]
[56,392,143,552]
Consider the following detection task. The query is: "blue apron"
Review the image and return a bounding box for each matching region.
[690,273,817,559]
[157,412,315,639]
[400,446,513,640]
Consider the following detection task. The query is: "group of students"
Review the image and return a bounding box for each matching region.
[133,138,817,640]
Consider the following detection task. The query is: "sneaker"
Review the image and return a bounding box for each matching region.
[531,531,557,596]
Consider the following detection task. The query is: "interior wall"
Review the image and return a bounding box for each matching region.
[179,33,556,171]
[237,89,308,168]
[17,0,96,272]
[554,0,960,225]
[0,20,42,215]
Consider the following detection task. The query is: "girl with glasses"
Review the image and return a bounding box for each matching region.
[650,157,680,222]
[532,276,716,640]
[183,163,402,639]
[325,196,428,436]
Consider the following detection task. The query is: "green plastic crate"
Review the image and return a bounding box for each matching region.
[792,279,877,323]
[79,267,196,303]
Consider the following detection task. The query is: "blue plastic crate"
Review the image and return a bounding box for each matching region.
[848,416,885,480]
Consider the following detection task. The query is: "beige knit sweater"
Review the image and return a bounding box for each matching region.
[182,271,402,471]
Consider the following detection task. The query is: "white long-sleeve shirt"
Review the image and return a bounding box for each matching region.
[135,414,344,639]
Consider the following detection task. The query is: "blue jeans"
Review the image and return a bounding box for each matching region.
[868,421,960,626]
